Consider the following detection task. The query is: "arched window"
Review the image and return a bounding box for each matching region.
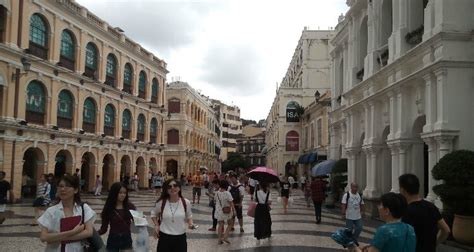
[29,14,48,59]
[26,80,46,125]
[151,78,159,104]
[286,131,299,151]
[83,98,96,133]
[105,54,117,87]
[167,129,179,145]
[123,63,133,94]
[104,104,115,136]
[137,114,145,141]
[168,98,181,113]
[286,101,300,122]
[122,109,132,139]
[84,43,98,79]
[138,71,146,99]
[150,118,158,144]
[59,30,75,70]
[57,90,74,129]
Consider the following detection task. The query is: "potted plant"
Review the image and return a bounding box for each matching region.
[432,150,474,245]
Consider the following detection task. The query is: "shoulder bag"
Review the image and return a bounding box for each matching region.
[217,192,231,214]
[81,203,104,252]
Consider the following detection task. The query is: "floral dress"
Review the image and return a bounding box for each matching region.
[214,190,233,221]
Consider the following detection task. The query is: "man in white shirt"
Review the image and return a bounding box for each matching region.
[341,183,364,244]
[288,175,296,189]
[300,174,307,191]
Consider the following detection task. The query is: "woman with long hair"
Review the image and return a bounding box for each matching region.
[37,174,96,251]
[151,179,195,252]
[98,182,136,251]
[280,176,291,214]
[215,179,234,245]
[254,182,272,241]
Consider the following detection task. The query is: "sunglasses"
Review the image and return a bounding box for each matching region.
[167,184,179,189]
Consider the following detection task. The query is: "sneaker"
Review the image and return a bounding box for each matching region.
[208,228,216,231]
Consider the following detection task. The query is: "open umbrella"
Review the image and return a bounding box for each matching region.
[247,166,279,183]
[199,166,208,172]
[312,160,337,177]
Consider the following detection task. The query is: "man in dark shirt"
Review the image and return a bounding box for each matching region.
[0,171,12,224]
[311,176,327,224]
[399,173,450,252]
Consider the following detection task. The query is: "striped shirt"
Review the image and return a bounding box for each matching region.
[36,182,51,205]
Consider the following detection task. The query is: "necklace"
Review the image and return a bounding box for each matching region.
[168,201,179,223]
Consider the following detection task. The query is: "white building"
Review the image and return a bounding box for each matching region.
[329,0,474,212]
[266,29,334,177]
[211,100,242,161]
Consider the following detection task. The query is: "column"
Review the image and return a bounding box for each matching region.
[363,147,372,197]
[422,73,436,132]
[346,149,357,191]
[398,142,409,176]
[364,105,370,146]
[388,143,400,192]
[388,91,396,140]
[434,69,448,130]
[424,137,438,201]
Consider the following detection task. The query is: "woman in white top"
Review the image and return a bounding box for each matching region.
[151,179,195,252]
[214,179,235,245]
[38,174,96,252]
[254,182,272,240]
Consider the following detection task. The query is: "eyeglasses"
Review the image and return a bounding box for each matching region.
[167,184,179,189]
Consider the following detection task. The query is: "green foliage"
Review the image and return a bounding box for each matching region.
[331,159,348,202]
[221,152,250,173]
[295,104,305,117]
[432,150,474,216]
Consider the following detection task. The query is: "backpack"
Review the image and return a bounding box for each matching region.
[158,197,187,225]
[229,184,243,204]
[344,192,362,206]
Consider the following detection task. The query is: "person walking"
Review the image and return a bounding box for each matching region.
[311,176,327,224]
[248,177,257,201]
[37,174,96,251]
[280,176,291,214]
[345,192,416,252]
[148,170,153,190]
[32,174,51,226]
[47,173,57,204]
[229,173,245,233]
[151,179,195,252]
[341,183,364,244]
[304,180,312,207]
[288,175,296,189]
[206,179,219,231]
[399,174,450,252]
[98,182,136,252]
[0,171,11,225]
[191,172,203,204]
[94,175,103,196]
[215,179,234,245]
[132,173,139,192]
[300,174,307,192]
[254,182,272,241]
[152,172,164,196]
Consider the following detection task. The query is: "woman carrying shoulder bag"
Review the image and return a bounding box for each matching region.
[98,182,136,252]
[38,174,96,252]
[215,179,234,245]
[151,179,195,252]
[254,182,272,241]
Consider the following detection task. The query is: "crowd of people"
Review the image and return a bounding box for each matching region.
[0,167,454,252]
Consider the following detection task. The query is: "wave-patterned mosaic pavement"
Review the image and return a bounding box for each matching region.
[0,186,381,251]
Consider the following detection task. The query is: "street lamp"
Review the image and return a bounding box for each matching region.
[12,57,33,80]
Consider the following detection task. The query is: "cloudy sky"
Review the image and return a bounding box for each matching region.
[76,0,348,121]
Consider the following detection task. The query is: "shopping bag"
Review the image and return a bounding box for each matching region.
[247,202,257,218]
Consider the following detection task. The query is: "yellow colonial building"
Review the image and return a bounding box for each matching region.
[0,0,168,201]
[165,81,220,177]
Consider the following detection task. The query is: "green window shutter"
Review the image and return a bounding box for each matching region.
[83,98,96,123]
[106,54,116,77]
[152,79,158,97]
[60,31,74,59]
[139,72,146,92]
[57,90,73,119]
[150,118,157,136]
[124,64,132,86]
[26,81,46,113]
[29,14,47,46]
[122,110,131,130]
[104,104,115,127]
[137,114,145,134]
[85,43,97,69]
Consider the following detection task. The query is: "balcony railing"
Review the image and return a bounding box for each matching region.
[150,135,157,144]
[84,66,96,80]
[123,84,132,94]
[26,111,44,125]
[105,75,116,87]
[57,117,72,129]
[28,42,48,60]
[406,25,424,46]
[122,129,131,139]
[104,126,114,136]
[138,90,146,99]
[83,122,95,133]
[151,95,158,104]
[137,133,145,142]
[59,56,75,71]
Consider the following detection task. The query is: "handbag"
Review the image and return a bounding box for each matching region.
[81,203,104,252]
[247,202,257,218]
[217,193,231,214]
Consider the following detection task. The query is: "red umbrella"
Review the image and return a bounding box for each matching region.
[247,166,279,183]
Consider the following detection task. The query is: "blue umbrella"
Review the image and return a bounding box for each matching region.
[312,160,337,177]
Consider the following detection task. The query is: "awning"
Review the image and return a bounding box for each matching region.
[302,154,311,164]
[308,153,318,164]
[298,154,306,164]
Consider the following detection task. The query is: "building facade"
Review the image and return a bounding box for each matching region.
[0,0,168,201]
[212,100,242,161]
[299,91,331,173]
[237,125,266,167]
[265,29,334,177]
[329,0,474,211]
[165,81,220,177]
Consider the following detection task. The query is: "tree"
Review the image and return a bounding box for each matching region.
[221,152,250,173]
